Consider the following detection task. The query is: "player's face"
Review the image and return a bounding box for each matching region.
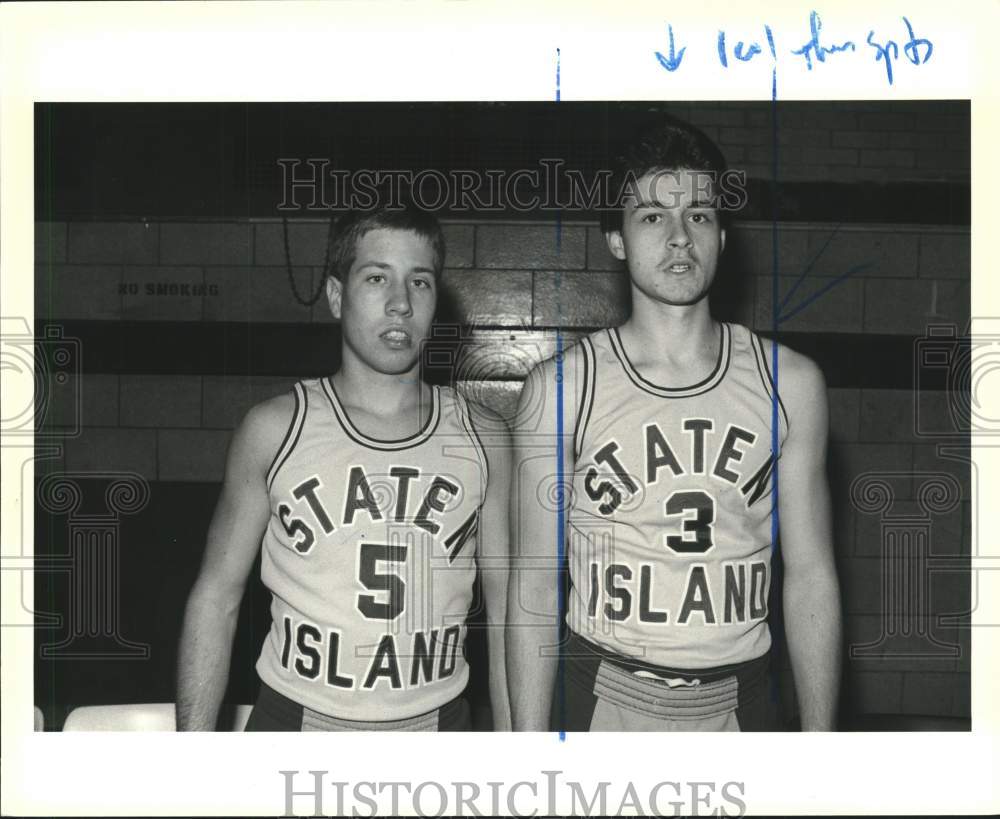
[607,168,726,307]
[327,228,438,376]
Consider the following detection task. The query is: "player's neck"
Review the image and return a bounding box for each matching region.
[622,298,718,363]
[331,358,428,417]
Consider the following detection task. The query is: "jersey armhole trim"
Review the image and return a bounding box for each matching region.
[266,382,307,492]
[573,337,596,461]
[751,333,790,437]
[457,391,490,492]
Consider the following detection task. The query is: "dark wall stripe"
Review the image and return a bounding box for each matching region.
[38,320,965,391]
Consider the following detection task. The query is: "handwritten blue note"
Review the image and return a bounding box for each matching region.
[659,11,934,87]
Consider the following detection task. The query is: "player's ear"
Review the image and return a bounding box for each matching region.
[605,230,626,261]
[720,226,726,254]
[326,275,343,321]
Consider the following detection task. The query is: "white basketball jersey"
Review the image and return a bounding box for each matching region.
[567,322,788,669]
[256,378,487,720]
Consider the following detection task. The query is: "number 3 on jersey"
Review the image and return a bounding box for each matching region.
[664,490,715,554]
[357,543,406,620]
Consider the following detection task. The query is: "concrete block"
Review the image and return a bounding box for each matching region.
[442,223,475,268]
[853,498,920,556]
[719,127,770,146]
[832,442,914,507]
[828,388,860,442]
[831,131,889,150]
[120,375,202,428]
[121,266,204,321]
[859,149,916,168]
[863,279,969,335]
[68,222,158,265]
[845,614,960,672]
[160,222,254,266]
[203,266,316,323]
[911,444,972,508]
[803,227,919,279]
[43,374,118,429]
[859,389,919,443]
[35,265,122,321]
[918,231,969,279]
[35,222,67,265]
[923,502,966,556]
[757,274,865,333]
[158,429,230,482]
[439,269,532,327]
[930,565,970,622]
[801,147,858,166]
[838,556,885,615]
[64,428,157,480]
[475,224,585,270]
[845,670,902,713]
[202,375,295,429]
[533,271,630,328]
[901,671,965,716]
[255,221,330,267]
[734,225,809,280]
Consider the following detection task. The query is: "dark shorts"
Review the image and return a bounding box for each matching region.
[244,682,471,732]
[552,631,782,732]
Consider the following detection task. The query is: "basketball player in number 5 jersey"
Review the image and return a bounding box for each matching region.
[178,205,512,731]
[508,117,842,732]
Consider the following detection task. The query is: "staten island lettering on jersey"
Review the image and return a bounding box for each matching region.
[582,418,775,517]
[277,464,478,564]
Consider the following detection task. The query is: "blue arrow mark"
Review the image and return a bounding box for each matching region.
[655,24,687,72]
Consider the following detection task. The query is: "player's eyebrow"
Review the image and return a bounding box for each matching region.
[410,265,436,275]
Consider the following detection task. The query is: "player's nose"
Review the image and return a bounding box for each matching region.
[385,281,413,316]
[666,219,692,249]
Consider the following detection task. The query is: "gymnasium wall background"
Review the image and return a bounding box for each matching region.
[31,101,971,729]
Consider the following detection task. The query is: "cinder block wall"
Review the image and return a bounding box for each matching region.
[679,100,969,183]
[34,216,971,721]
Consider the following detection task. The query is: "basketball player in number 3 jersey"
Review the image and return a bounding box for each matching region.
[178,205,512,731]
[508,117,842,732]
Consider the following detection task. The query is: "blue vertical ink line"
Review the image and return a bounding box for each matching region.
[556,46,561,102]
[768,64,783,710]
[555,45,566,743]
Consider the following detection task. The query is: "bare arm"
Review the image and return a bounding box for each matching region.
[469,403,513,731]
[507,356,577,730]
[775,345,842,731]
[175,397,289,730]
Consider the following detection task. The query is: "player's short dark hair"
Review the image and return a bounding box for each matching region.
[601,115,729,234]
[328,204,446,281]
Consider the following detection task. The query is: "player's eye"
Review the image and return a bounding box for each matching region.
[411,277,432,290]
[365,273,386,284]
[688,212,712,224]
[641,212,662,224]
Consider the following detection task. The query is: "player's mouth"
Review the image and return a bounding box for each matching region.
[663,260,696,274]
[379,327,412,348]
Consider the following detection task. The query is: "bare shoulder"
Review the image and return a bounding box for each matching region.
[230,388,298,474]
[757,337,828,437]
[516,336,589,422]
